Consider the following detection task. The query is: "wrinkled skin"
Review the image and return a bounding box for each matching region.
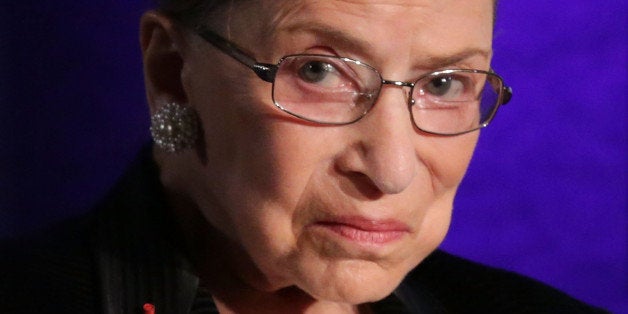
[141,0,493,312]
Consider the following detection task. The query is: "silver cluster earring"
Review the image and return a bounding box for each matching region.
[150,102,199,153]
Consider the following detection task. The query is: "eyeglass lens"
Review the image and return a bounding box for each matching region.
[272,55,504,135]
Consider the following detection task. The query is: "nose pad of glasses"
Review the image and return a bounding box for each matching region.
[405,87,416,108]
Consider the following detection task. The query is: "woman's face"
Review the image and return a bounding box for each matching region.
[170,0,494,304]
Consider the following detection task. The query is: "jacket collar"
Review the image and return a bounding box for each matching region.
[93,145,199,314]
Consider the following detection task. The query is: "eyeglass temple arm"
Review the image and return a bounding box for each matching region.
[197,29,278,82]
[501,86,513,105]
[199,28,514,105]
[488,68,513,105]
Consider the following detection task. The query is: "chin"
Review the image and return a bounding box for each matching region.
[291,256,417,304]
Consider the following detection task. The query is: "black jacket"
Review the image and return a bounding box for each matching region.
[0,147,607,313]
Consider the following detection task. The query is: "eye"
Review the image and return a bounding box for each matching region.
[298,61,336,83]
[282,56,368,93]
[424,76,464,99]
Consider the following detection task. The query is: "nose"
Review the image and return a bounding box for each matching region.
[338,87,419,195]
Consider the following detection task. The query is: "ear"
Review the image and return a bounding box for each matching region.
[140,11,189,114]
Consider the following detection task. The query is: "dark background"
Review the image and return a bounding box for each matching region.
[1,1,626,312]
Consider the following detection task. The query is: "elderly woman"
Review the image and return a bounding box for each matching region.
[1,0,606,313]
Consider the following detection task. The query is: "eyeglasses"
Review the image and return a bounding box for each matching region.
[196,29,513,135]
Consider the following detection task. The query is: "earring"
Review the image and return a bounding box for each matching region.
[150,102,199,153]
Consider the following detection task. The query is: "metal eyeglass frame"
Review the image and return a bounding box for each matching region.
[195,28,514,135]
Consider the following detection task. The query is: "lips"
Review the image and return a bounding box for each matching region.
[314,216,409,245]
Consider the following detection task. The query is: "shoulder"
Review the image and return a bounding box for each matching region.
[401,250,608,313]
[0,215,100,313]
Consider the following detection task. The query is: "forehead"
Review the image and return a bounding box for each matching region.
[230,0,494,69]
[266,0,486,25]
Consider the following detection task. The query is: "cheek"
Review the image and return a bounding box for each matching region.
[403,132,479,265]
[420,132,479,190]
[231,117,346,208]
[206,129,346,290]
[190,65,284,195]
[183,56,306,240]
[194,91,342,242]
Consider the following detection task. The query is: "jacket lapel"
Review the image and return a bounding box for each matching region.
[93,146,199,314]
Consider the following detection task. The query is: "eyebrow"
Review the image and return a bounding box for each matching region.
[422,49,492,69]
[273,21,491,69]
[274,21,375,56]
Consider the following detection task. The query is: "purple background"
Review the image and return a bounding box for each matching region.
[1,1,626,312]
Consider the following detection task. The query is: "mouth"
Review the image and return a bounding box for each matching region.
[313,216,409,246]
